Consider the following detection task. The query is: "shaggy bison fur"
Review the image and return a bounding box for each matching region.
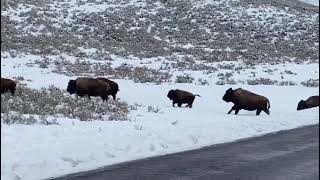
[95,77,119,100]
[1,78,17,95]
[167,89,200,108]
[297,96,319,111]
[222,88,270,116]
[67,77,111,102]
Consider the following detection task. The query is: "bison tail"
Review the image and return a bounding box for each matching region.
[267,99,270,109]
[194,94,201,97]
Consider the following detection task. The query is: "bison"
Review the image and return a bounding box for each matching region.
[297,96,319,111]
[67,77,111,102]
[95,77,119,100]
[1,78,17,95]
[222,88,270,116]
[167,89,200,108]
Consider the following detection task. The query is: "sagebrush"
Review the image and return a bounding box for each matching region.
[1,85,130,124]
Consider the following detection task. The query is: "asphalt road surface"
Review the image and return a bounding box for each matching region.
[50,124,319,180]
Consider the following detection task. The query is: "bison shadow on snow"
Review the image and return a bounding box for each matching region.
[222,88,270,116]
[297,96,319,111]
[167,89,200,108]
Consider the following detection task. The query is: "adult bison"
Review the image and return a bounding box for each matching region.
[297,96,319,111]
[222,88,270,116]
[95,77,119,100]
[167,89,200,108]
[1,78,17,95]
[67,77,111,102]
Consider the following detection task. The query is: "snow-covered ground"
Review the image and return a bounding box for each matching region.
[1,53,319,88]
[1,0,319,179]
[1,54,319,180]
[299,0,319,6]
[1,82,319,180]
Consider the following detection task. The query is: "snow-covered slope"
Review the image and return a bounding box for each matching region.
[1,0,319,180]
[300,0,319,6]
[1,0,319,64]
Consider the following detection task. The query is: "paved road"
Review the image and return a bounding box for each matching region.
[50,125,319,180]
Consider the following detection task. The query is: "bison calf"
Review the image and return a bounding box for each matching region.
[297,96,319,111]
[67,77,111,102]
[95,77,119,100]
[222,88,270,116]
[167,89,200,108]
[1,78,17,95]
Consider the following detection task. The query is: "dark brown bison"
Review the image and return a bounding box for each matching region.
[1,78,17,95]
[67,77,111,102]
[222,88,270,116]
[297,96,319,111]
[95,77,119,100]
[167,89,200,108]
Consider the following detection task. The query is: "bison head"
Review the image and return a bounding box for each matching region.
[167,89,176,100]
[222,88,234,102]
[67,80,76,94]
[297,100,307,111]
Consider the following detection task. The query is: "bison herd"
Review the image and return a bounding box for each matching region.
[1,77,319,116]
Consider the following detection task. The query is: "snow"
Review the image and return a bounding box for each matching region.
[1,53,319,180]
[182,43,196,49]
[1,0,319,178]
[299,0,319,6]
[194,0,239,7]
[0,54,74,89]
[2,53,318,89]
[244,6,296,19]
[1,80,319,180]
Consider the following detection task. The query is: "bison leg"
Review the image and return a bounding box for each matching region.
[263,109,270,115]
[228,105,236,114]
[185,104,192,108]
[10,89,15,95]
[187,99,194,108]
[235,108,240,115]
[112,94,116,101]
[172,101,175,107]
[256,109,262,116]
[187,103,193,108]
[178,102,182,107]
[101,95,108,102]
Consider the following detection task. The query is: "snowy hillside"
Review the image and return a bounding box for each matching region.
[300,0,319,6]
[1,0,319,179]
[1,0,319,63]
